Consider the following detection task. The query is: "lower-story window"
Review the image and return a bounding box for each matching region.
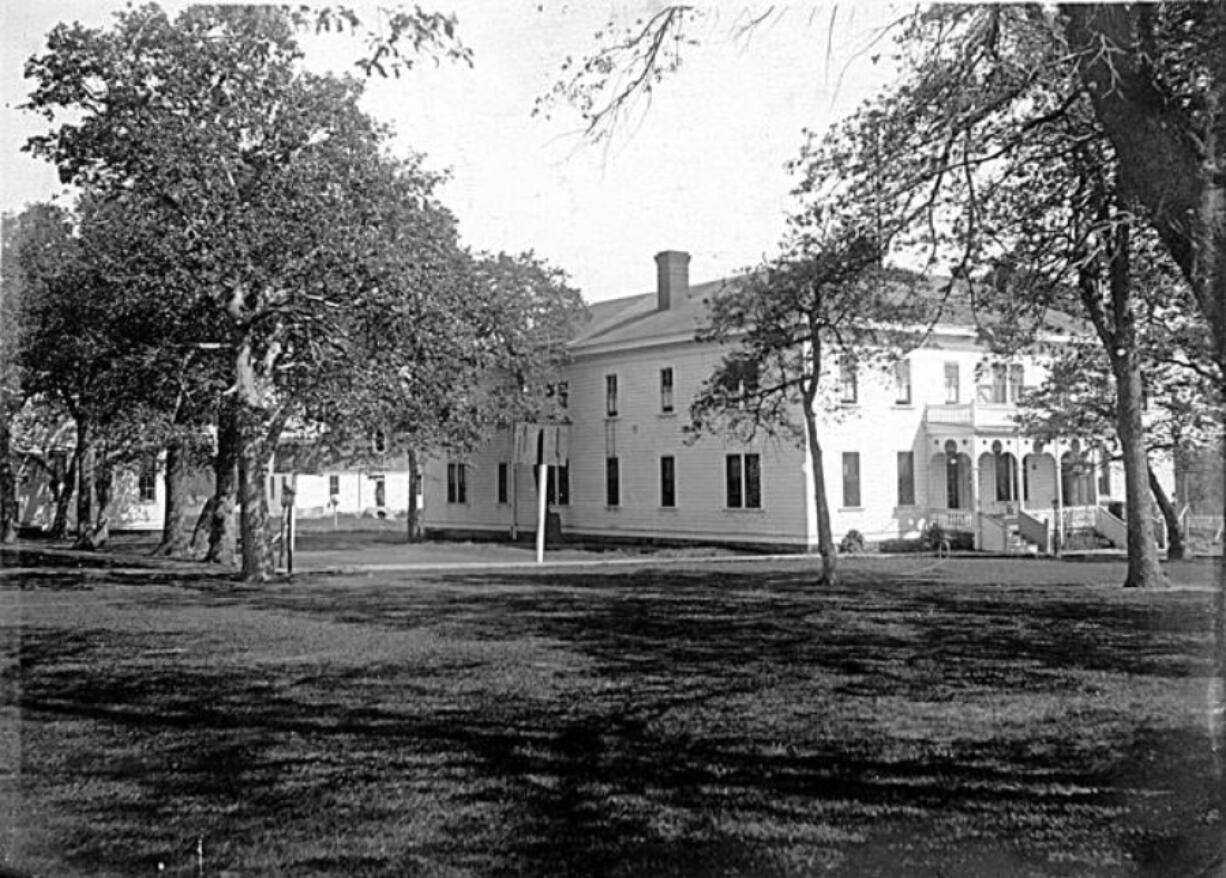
[447,462,467,503]
[842,452,861,508]
[725,453,761,509]
[660,456,676,507]
[138,458,157,502]
[896,451,915,506]
[547,465,570,506]
[606,457,620,507]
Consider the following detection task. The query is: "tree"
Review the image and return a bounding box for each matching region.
[305,249,585,541]
[22,4,471,579]
[1018,331,1221,561]
[688,206,926,585]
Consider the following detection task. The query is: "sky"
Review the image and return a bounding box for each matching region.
[0,1,904,302]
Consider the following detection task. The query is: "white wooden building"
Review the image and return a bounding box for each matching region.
[423,250,1168,553]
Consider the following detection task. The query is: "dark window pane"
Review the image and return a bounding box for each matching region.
[745,454,761,508]
[842,452,861,508]
[606,457,619,507]
[897,453,917,507]
[725,454,743,508]
[661,456,675,507]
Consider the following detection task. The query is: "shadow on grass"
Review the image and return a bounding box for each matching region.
[6,566,1222,876]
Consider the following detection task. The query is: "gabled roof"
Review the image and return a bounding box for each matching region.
[570,277,733,352]
[570,268,1085,355]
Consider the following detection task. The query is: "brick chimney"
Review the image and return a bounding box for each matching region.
[654,250,690,311]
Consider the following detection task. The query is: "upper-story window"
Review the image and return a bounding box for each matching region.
[990,363,1008,404]
[839,360,858,404]
[944,361,960,404]
[660,367,675,413]
[547,381,569,410]
[894,359,912,405]
[1008,364,1025,402]
[983,362,1026,404]
[605,374,619,417]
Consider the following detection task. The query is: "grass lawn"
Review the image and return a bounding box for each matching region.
[0,558,1222,876]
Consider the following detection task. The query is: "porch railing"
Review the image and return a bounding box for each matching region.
[979,514,1007,552]
[931,509,975,531]
[1017,509,1049,554]
[1095,506,1128,548]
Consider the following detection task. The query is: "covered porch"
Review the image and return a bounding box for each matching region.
[924,430,1114,553]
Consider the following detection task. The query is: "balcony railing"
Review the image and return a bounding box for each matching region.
[924,400,1018,430]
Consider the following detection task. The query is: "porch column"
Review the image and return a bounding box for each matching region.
[970,453,980,550]
[1053,439,1064,555]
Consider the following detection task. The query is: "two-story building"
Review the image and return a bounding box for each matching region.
[422,250,1155,553]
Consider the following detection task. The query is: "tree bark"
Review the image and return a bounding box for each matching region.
[0,415,17,543]
[73,419,96,548]
[406,447,421,542]
[205,400,239,565]
[799,333,838,586]
[1106,225,1166,590]
[77,459,113,550]
[1148,464,1186,561]
[156,437,195,556]
[236,403,274,581]
[48,452,75,539]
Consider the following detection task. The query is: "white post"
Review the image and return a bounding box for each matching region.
[536,463,547,564]
[289,473,297,559]
[511,461,519,541]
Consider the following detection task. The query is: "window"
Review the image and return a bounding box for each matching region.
[994,453,1016,501]
[660,367,675,413]
[138,459,157,502]
[660,456,676,507]
[944,362,960,404]
[547,381,569,410]
[374,476,386,508]
[839,360,858,404]
[447,462,467,503]
[547,465,570,506]
[605,457,620,507]
[894,359,912,405]
[605,374,619,417]
[1008,364,1025,402]
[328,474,339,498]
[497,462,509,504]
[725,454,761,509]
[843,452,862,507]
[897,451,915,506]
[990,363,1008,404]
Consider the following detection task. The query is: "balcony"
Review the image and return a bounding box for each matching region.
[924,400,1018,431]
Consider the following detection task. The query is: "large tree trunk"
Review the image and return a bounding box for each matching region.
[236,404,274,582]
[1106,227,1166,590]
[73,420,97,549]
[801,388,836,586]
[77,459,113,550]
[1148,464,1186,561]
[156,437,195,556]
[0,415,17,543]
[48,452,75,539]
[406,447,421,543]
[205,401,239,565]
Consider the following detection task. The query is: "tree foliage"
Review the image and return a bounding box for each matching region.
[19,4,478,577]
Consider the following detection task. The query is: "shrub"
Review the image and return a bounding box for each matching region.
[839,529,866,554]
